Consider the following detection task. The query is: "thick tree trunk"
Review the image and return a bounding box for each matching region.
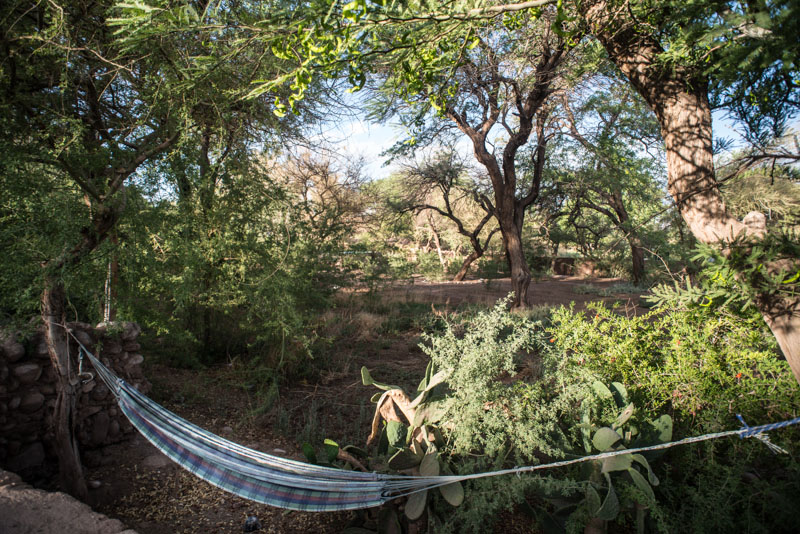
[41,277,88,500]
[630,240,645,286]
[501,224,531,308]
[762,301,800,384]
[583,0,800,384]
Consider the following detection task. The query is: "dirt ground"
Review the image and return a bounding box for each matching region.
[369,275,645,310]
[76,277,643,534]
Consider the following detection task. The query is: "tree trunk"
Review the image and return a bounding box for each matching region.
[42,277,88,500]
[583,0,800,384]
[103,234,119,322]
[760,296,800,384]
[501,223,531,308]
[427,216,447,269]
[630,240,645,286]
[453,250,481,282]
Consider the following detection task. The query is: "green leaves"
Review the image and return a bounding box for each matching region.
[361,366,401,391]
[405,489,428,520]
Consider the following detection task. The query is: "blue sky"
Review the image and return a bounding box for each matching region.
[330,109,756,182]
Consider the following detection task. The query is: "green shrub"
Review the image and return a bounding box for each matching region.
[548,303,798,430]
[407,299,800,533]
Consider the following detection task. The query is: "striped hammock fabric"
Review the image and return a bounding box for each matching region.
[72,331,800,513]
[80,344,451,512]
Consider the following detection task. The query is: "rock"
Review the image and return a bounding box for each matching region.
[7,442,45,471]
[27,408,45,421]
[41,365,57,383]
[121,322,141,341]
[39,384,56,395]
[243,516,263,532]
[71,328,95,348]
[222,426,234,435]
[9,396,22,410]
[88,480,102,489]
[0,467,139,533]
[108,419,120,438]
[79,406,102,420]
[91,412,110,444]
[7,441,21,456]
[142,452,171,469]
[19,392,45,413]
[126,353,144,367]
[0,468,23,487]
[81,380,96,393]
[90,384,109,402]
[2,338,26,363]
[101,339,122,355]
[0,364,8,381]
[35,341,51,358]
[13,363,42,384]
[122,342,141,352]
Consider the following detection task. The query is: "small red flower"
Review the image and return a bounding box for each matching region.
[549,338,555,343]
[736,372,742,379]
[676,339,681,346]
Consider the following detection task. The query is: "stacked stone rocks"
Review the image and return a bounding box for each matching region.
[0,321,150,474]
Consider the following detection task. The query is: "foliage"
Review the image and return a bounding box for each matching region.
[113,156,350,370]
[546,381,673,533]
[358,298,800,533]
[620,0,800,143]
[649,234,800,316]
[550,302,799,430]
[362,361,465,522]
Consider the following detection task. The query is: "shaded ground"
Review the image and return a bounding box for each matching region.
[72,277,644,533]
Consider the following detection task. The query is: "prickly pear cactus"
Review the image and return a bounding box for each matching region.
[362,362,464,522]
[575,381,672,532]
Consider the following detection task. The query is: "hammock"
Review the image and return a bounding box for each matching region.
[74,332,800,513]
[78,342,449,512]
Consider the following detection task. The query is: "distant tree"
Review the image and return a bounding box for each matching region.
[558,77,667,284]
[370,10,571,305]
[394,150,500,281]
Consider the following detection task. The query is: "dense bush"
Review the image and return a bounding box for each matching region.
[412,300,800,533]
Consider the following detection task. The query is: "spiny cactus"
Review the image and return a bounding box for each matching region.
[578,381,672,532]
[362,362,464,521]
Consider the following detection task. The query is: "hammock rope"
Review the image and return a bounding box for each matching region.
[66,328,799,512]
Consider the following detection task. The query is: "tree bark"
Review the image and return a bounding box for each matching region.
[501,221,532,307]
[427,215,447,269]
[630,239,645,286]
[42,277,88,500]
[582,0,800,384]
[454,250,481,282]
[761,300,800,384]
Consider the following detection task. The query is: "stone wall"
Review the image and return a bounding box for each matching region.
[0,321,150,476]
